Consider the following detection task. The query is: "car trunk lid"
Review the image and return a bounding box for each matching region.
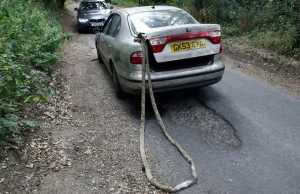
[145,24,221,63]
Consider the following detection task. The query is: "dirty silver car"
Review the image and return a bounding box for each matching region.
[95,6,224,98]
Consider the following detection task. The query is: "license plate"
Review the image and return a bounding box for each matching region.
[91,23,103,27]
[170,39,206,53]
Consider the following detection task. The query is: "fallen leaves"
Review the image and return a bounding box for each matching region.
[26,163,34,169]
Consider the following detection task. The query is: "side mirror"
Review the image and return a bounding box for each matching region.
[74,8,79,11]
[110,5,114,9]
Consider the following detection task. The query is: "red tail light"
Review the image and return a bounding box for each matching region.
[209,31,221,44]
[149,30,221,53]
[219,46,222,54]
[149,37,167,53]
[130,51,143,64]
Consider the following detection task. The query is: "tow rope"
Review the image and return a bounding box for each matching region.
[135,33,197,193]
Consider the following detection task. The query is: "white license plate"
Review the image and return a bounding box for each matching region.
[91,23,103,27]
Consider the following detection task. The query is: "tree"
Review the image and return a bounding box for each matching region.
[294,0,300,49]
[57,0,66,8]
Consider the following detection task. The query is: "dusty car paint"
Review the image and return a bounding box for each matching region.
[95,6,224,95]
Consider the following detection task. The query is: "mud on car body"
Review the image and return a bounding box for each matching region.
[95,6,224,98]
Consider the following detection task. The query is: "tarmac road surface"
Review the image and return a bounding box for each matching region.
[138,67,300,194]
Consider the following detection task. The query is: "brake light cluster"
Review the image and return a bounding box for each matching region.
[149,30,221,53]
[130,51,143,64]
[130,30,221,64]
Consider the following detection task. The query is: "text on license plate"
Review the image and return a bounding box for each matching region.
[91,23,103,27]
[170,39,206,52]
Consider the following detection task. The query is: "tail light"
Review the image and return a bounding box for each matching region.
[130,51,143,64]
[149,38,167,53]
[209,31,221,44]
[149,30,221,53]
[219,46,222,54]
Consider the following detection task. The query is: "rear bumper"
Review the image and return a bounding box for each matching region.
[119,65,225,94]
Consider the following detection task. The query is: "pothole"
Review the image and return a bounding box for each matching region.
[157,93,241,149]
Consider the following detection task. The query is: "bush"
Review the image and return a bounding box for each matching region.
[111,0,182,7]
[111,0,139,6]
[249,25,296,54]
[163,0,300,54]
[0,0,70,142]
[222,25,243,37]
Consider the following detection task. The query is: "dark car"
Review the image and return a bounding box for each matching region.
[74,0,113,32]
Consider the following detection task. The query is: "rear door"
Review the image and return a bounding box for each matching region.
[99,14,114,67]
[104,14,121,64]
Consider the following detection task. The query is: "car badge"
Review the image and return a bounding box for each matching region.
[186,27,191,32]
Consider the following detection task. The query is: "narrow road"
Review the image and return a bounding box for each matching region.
[39,3,300,194]
[142,67,300,193]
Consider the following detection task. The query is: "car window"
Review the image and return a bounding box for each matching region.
[128,9,198,36]
[102,14,114,35]
[80,1,108,11]
[113,20,121,37]
[107,15,121,37]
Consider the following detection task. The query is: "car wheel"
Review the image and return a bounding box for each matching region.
[78,27,83,33]
[96,43,103,63]
[112,67,125,99]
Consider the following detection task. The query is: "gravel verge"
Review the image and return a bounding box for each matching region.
[223,38,300,96]
[1,3,165,194]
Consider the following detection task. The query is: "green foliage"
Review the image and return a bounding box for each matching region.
[112,0,300,54]
[111,0,139,7]
[111,0,182,7]
[0,114,36,140]
[0,0,69,141]
[66,0,77,4]
[222,25,243,38]
[189,0,300,54]
[249,24,296,53]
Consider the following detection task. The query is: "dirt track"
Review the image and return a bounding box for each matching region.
[0,3,163,193]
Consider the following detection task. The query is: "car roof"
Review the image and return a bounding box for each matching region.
[117,6,181,15]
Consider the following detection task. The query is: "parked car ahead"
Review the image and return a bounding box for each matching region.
[74,0,113,32]
[95,6,224,98]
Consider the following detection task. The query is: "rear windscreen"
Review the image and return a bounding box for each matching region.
[128,9,198,35]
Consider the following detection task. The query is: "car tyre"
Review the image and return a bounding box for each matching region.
[112,67,125,99]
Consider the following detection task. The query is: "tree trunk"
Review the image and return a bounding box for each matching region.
[295,25,300,49]
[294,0,300,49]
[57,0,66,9]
